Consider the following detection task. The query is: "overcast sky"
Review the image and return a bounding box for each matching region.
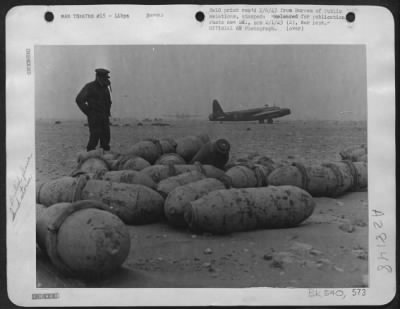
[35,45,366,121]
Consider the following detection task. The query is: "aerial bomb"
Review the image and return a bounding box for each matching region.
[80,180,165,224]
[96,170,157,189]
[175,164,228,181]
[140,163,227,184]
[164,178,226,227]
[321,161,356,196]
[37,176,165,224]
[253,164,273,186]
[351,161,368,190]
[76,149,120,164]
[36,203,54,251]
[36,200,130,278]
[176,134,210,162]
[71,157,109,177]
[250,155,276,167]
[321,160,368,194]
[225,163,272,188]
[109,154,151,171]
[36,203,46,218]
[156,171,206,197]
[127,140,163,164]
[155,153,186,165]
[77,149,104,164]
[118,156,151,171]
[36,176,88,206]
[268,161,368,197]
[197,133,211,144]
[225,154,276,171]
[36,202,75,252]
[225,165,258,188]
[159,138,177,154]
[190,139,230,169]
[184,185,315,234]
[102,151,121,162]
[141,164,177,183]
[340,145,367,162]
[268,162,337,197]
[358,154,367,162]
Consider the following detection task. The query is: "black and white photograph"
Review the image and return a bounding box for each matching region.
[35,44,369,289]
[6,5,395,306]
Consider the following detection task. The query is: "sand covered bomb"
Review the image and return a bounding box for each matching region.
[36,200,130,279]
[36,176,88,206]
[174,164,227,181]
[268,161,368,197]
[158,138,177,154]
[225,165,259,188]
[95,170,157,189]
[115,155,151,171]
[184,185,315,234]
[155,153,186,165]
[72,156,110,177]
[127,140,163,164]
[80,179,165,225]
[175,134,210,162]
[340,144,367,162]
[141,164,178,183]
[156,171,206,197]
[164,178,227,227]
[190,138,230,169]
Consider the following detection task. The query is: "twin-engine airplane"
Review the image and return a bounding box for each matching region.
[209,100,291,124]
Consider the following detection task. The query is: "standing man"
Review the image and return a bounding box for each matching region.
[76,68,112,152]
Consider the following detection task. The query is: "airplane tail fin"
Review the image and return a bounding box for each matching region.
[212,100,224,114]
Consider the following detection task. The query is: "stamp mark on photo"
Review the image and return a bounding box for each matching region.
[25,48,31,75]
[32,293,59,300]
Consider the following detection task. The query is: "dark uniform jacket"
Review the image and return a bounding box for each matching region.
[76,80,112,126]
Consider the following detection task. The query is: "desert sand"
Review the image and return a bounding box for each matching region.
[36,119,368,288]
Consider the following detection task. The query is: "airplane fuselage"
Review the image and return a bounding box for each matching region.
[209,106,291,122]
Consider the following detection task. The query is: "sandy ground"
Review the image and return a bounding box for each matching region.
[36,119,368,288]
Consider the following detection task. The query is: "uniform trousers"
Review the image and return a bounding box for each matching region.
[87,115,110,151]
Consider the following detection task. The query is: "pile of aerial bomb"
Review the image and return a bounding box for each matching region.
[36,133,367,278]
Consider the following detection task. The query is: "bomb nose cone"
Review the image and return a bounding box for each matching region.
[215,139,230,154]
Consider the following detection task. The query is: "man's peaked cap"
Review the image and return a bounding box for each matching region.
[95,68,110,76]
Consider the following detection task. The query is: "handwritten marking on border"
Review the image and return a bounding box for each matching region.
[371,209,393,273]
[9,153,33,221]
